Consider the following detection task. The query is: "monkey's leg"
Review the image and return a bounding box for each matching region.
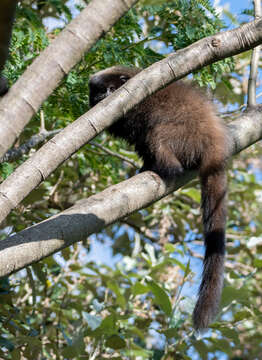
[149,143,184,179]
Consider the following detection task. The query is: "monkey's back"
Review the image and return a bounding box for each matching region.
[110,80,228,171]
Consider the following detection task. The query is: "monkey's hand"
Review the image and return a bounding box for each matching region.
[139,165,149,173]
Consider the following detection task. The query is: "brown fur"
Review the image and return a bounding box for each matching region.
[89,66,228,330]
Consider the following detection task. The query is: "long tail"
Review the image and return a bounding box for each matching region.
[193,167,227,330]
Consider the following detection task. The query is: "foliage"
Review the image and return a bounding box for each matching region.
[0,0,262,359]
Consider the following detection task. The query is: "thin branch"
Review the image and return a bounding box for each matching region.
[256,91,262,99]
[90,141,140,169]
[221,91,262,117]
[49,170,64,198]
[247,0,262,107]
[40,110,45,132]
[0,129,60,163]
[120,219,158,243]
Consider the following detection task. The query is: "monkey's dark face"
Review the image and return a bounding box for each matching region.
[89,73,130,107]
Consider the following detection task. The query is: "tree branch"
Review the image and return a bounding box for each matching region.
[1,107,262,278]
[0,0,138,157]
[247,0,262,107]
[90,141,140,169]
[0,19,262,224]
[0,130,60,163]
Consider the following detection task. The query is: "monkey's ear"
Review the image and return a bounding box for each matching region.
[120,75,129,84]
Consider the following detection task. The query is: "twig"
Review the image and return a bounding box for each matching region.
[120,218,158,243]
[40,110,45,131]
[221,92,262,118]
[90,141,140,169]
[0,129,61,163]
[247,0,262,107]
[49,170,64,198]
[26,267,36,307]
[256,91,262,99]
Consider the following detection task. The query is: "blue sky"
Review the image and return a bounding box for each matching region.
[217,0,252,14]
[217,0,253,22]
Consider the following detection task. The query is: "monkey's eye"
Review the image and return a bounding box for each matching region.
[120,75,129,84]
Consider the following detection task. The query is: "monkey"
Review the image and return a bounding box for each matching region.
[0,0,18,96]
[89,65,228,330]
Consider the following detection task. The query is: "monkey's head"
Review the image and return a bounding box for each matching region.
[89,65,140,107]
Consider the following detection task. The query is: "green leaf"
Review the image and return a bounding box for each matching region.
[11,348,21,360]
[105,335,126,350]
[170,258,187,272]
[91,314,117,338]
[221,286,250,307]
[61,345,79,358]
[193,340,209,360]
[146,279,172,316]
[32,263,46,284]
[135,317,151,329]
[164,243,176,253]
[144,243,157,265]
[107,280,126,309]
[0,163,14,179]
[124,347,153,358]
[253,258,262,268]
[234,309,252,322]
[127,326,145,340]
[131,282,149,295]
[218,327,240,344]
[210,338,233,356]
[162,327,179,339]
[181,188,201,203]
